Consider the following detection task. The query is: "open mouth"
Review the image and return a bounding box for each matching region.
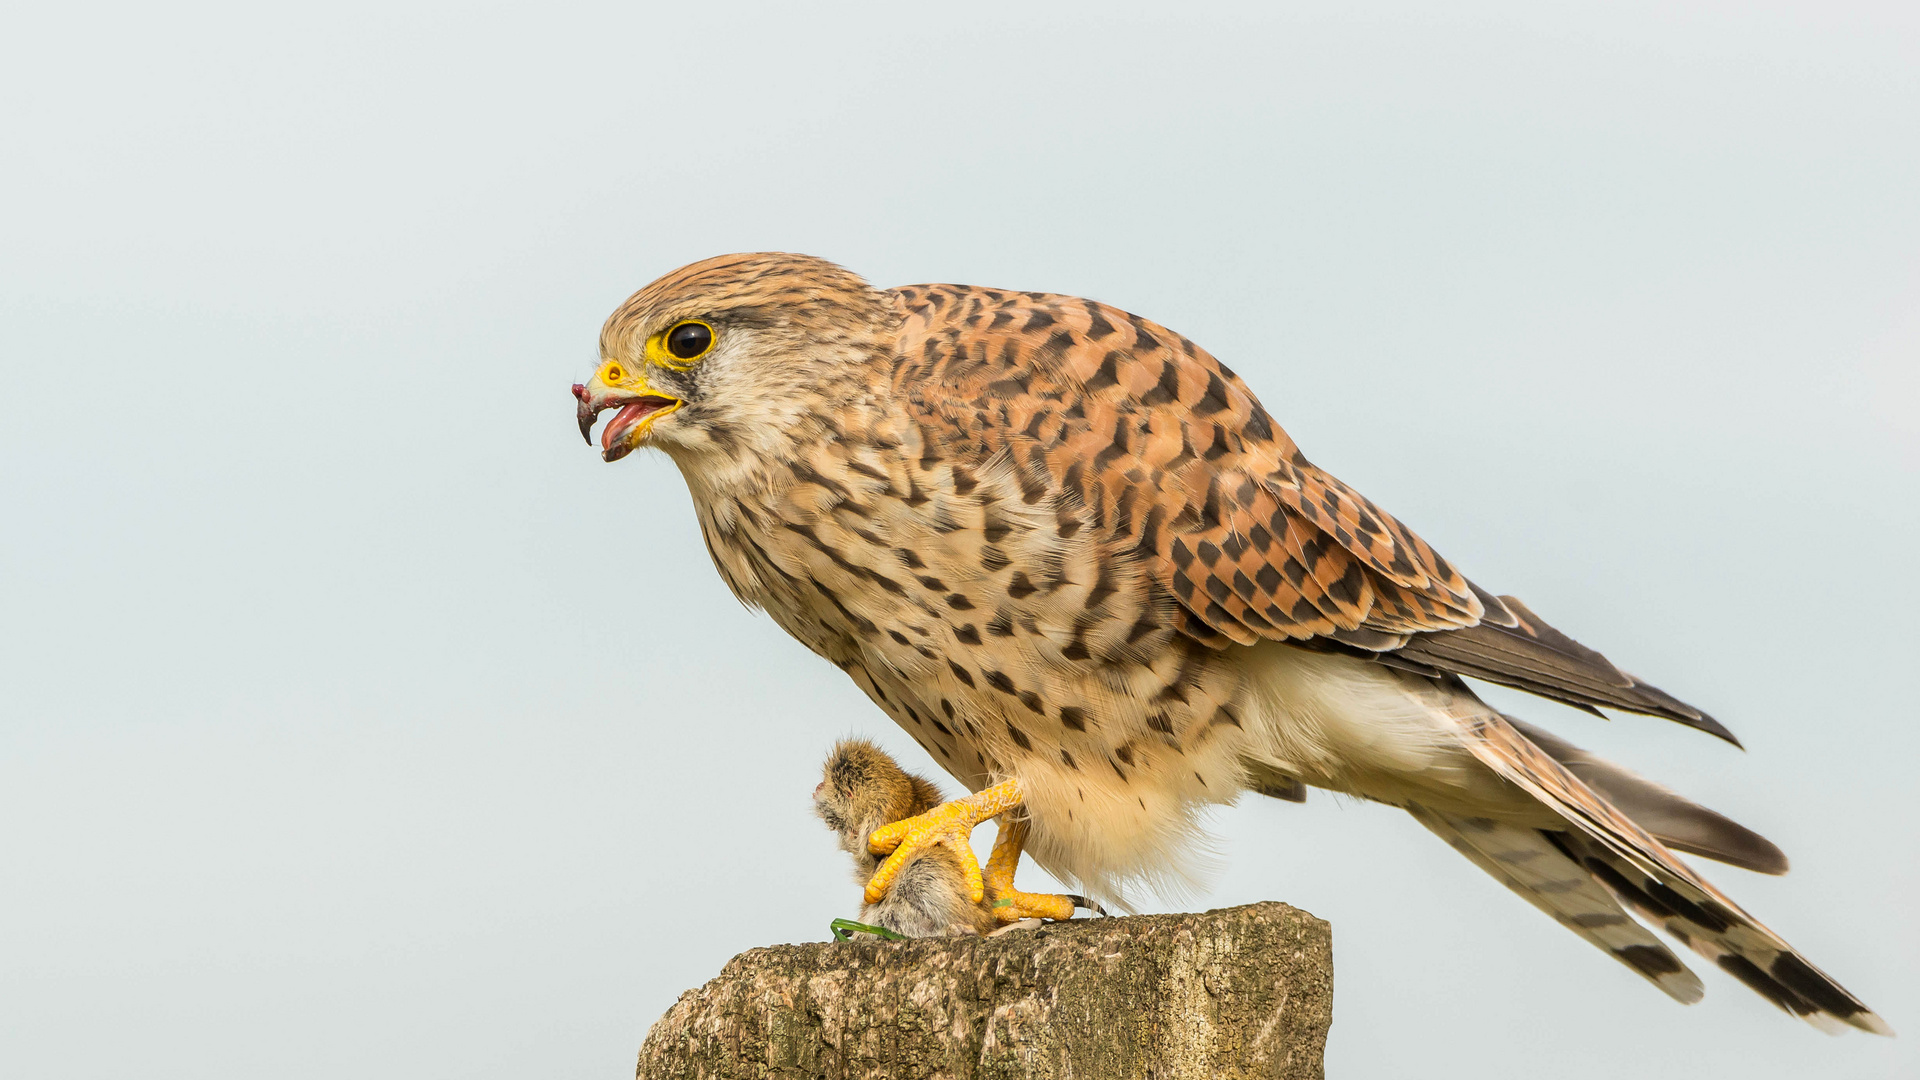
[573,385,684,462]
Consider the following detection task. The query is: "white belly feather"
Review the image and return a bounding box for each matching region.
[1233,641,1555,825]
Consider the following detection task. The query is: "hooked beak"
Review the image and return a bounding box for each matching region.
[572,379,684,462]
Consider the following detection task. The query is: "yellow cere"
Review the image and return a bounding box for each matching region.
[599,360,629,385]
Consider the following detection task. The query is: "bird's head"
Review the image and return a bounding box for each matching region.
[574,252,895,465]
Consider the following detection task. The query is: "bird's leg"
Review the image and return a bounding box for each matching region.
[865,778,1022,905]
[983,815,1100,923]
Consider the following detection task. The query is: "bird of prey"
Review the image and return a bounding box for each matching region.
[573,252,1888,1033]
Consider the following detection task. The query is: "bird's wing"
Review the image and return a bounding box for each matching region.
[888,285,1733,742]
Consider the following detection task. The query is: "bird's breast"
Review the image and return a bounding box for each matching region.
[694,433,1260,784]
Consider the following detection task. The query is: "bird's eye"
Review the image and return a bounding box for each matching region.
[665,321,714,361]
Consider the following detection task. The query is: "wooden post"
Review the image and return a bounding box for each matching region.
[638,901,1333,1080]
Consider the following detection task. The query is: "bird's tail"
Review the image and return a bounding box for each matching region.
[1504,716,1788,875]
[1406,804,1704,1003]
[1430,708,1890,1035]
[1546,825,1887,1034]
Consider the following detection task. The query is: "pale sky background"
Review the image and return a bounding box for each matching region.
[3,2,1916,1077]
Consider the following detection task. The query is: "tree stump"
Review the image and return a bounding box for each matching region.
[637,901,1332,1080]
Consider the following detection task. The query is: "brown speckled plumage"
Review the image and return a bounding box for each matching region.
[575,252,1886,1034]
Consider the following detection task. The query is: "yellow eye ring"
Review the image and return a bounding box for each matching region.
[658,320,716,366]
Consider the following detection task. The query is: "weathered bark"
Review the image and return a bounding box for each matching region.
[637,901,1332,1080]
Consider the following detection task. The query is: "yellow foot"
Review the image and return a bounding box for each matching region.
[990,889,1089,922]
[984,816,1104,925]
[866,778,1022,906]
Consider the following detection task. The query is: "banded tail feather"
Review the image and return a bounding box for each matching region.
[1509,716,1787,875]
[1550,828,1890,1035]
[1436,706,1890,1034]
[1406,805,1704,1003]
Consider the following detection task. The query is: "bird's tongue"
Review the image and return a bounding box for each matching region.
[601,400,663,451]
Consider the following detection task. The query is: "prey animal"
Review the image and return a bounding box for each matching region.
[573,252,1888,1033]
[814,738,1090,937]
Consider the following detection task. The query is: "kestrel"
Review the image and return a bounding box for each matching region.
[574,253,1887,1033]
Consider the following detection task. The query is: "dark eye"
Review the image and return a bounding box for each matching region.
[665,321,713,360]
